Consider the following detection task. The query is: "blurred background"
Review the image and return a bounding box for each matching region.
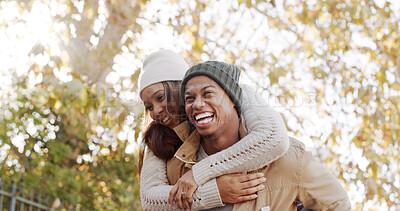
[0,0,399,210]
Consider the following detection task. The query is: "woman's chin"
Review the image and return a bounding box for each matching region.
[162,118,179,129]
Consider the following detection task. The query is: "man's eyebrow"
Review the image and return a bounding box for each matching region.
[151,89,164,98]
[184,85,215,96]
[201,85,215,91]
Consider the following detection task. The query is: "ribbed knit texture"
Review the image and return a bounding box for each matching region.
[181,61,243,114]
[140,150,223,211]
[140,84,290,210]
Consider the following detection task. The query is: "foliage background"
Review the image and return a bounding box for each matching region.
[0,0,399,210]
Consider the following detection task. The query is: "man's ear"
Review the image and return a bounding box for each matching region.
[234,105,240,117]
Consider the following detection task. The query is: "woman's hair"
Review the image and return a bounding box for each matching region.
[143,122,182,160]
[139,81,186,174]
[163,81,186,120]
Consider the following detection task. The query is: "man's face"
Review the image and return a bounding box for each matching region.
[183,76,238,138]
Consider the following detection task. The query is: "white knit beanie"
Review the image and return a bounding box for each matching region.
[138,50,189,94]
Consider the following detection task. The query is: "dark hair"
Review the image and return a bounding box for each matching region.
[139,81,186,174]
[163,81,185,120]
[143,122,182,160]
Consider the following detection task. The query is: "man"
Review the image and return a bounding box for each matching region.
[167,61,351,210]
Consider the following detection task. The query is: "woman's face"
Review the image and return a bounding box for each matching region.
[140,82,181,129]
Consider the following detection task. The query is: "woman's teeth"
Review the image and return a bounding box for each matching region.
[162,116,170,123]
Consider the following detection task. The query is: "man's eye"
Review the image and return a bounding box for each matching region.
[185,96,194,103]
[204,91,213,97]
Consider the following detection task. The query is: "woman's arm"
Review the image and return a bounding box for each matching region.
[191,84,290,186]
[140,149,223,210]
[141,149,265,210]
[169,170,265,210]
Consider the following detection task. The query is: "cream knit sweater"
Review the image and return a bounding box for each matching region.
[140,84,290,210]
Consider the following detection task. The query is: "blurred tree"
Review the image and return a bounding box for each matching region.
[0,0,145,209]
[162,0,400,209]
[0,0,399,210]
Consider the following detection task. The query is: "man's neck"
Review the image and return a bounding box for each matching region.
[201,128,240,155]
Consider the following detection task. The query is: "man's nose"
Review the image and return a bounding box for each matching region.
[193,97,205,110]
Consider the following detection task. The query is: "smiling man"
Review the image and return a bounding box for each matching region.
[184,75,240,155]
[167,61,351,210]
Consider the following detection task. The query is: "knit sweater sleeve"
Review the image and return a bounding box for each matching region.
[140,149,224,210]
[191,84,290,186]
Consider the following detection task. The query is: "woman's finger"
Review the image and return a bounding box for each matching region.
[238,172,264,183]
[176,189,185,210]
[239,184,265,196]
[183,186,196,211]
[240,177,266,189]
[168,184,179,206]
[182,192,190,211]
[235,194,258,203]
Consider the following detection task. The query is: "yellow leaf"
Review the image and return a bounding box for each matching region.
[79,89,88,106]
[245,0,251,8]
[54,100,62,110]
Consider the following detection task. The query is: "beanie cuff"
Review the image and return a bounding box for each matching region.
[139,72,183,94]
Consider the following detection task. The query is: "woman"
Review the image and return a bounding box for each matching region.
[139,50,290,210]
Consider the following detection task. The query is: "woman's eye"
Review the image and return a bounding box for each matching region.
[157,94,165,102]
[146,105,153,111]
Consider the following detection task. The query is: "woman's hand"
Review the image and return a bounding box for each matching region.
[168,170,198,210]
[217,172,266,204]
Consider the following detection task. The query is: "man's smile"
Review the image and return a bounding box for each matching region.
[194,112,214,125]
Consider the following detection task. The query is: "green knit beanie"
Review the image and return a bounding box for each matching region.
[180,61,243,115]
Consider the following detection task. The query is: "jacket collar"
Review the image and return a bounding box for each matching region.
[173,121,201,164]
[173,121,193,143]
[173,117,247,164]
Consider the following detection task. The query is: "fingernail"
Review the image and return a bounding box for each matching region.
[260,185,265,189]
[258,173,264,177]
[262,177,267,182]
[253,194,258,198]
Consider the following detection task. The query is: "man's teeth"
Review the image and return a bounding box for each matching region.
[197,117,212,124]
[162,116,170,123]
[195,112,213,121]
[194,112,214,124]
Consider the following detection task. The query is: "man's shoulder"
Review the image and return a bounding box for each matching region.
[256,137,307,186]
[269,137,307,170]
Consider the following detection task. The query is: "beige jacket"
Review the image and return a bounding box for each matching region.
[167,121,351,211]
